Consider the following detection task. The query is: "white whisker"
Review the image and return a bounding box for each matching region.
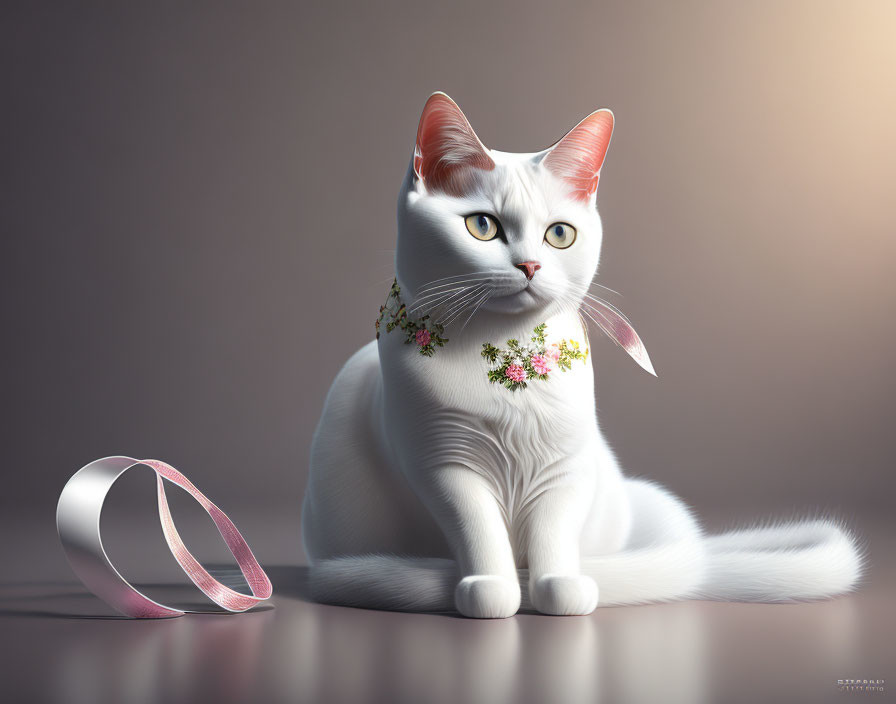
[413,272,499,296]
[439,285,488,326]
[414,275,501,301]
[579,306,613,341]
[431,285,481,318]
[583,293,632,324]
[458,288,492,332]
[407,285,472,313]
[589,279,622,297]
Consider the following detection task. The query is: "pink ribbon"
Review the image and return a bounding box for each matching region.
[56,456,273,618]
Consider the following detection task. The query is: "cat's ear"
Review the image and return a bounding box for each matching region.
[543,109,615,203]
[414,92,495,196]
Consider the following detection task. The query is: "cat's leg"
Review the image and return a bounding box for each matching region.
[304,342,450,561]
[416,466,520,619]
[523,464,600,616]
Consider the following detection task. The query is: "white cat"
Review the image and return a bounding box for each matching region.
[301,92,862,618]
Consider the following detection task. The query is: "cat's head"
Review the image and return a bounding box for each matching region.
[396,92,614,322]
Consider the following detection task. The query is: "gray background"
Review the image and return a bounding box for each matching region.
[4,1,893,525]
[2,3,894,703]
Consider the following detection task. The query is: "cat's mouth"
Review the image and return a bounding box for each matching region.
[483,283,543,314]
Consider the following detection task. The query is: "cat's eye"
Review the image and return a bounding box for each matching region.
[465,213,500,241]
[544,222,577,249]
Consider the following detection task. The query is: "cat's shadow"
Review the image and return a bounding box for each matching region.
[265,565,314,602]
[265,565,464,615]
[3,566,538,619]
[266,565,549,617]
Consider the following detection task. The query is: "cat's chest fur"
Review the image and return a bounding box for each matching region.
[378,311,599,504]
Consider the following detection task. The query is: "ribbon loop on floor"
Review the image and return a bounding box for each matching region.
[56,456,272,618]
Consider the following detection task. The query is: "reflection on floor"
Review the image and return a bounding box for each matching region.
[1,516,892,704]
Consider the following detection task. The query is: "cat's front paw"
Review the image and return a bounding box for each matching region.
[530,574,598,616]
[455,575,521,619]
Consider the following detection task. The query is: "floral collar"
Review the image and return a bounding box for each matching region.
[376,279,588,390]
[376,279,448,356]
[481,323,588,391]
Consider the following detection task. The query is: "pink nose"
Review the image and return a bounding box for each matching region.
[514,261,541,280]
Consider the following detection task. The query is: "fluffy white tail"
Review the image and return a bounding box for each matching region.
[309,519,863,612]
[697,519,864,602]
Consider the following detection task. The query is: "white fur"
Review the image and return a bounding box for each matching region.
[301,99,864,617]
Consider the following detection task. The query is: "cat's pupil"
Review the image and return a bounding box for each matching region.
[554,225,565,238]
[477,215,488,233]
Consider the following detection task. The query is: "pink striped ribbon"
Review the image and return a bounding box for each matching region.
[56,456,273,618]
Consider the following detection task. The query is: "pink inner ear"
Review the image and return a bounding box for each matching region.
[414,93,494,196]
[543,110,615,202]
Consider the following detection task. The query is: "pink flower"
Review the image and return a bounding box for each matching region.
[530,354,551,376]
[545,344,561,362]
[415,328,431,347]
[505,364,527,383]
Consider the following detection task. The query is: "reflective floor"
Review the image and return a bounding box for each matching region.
[1,512,892,704]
